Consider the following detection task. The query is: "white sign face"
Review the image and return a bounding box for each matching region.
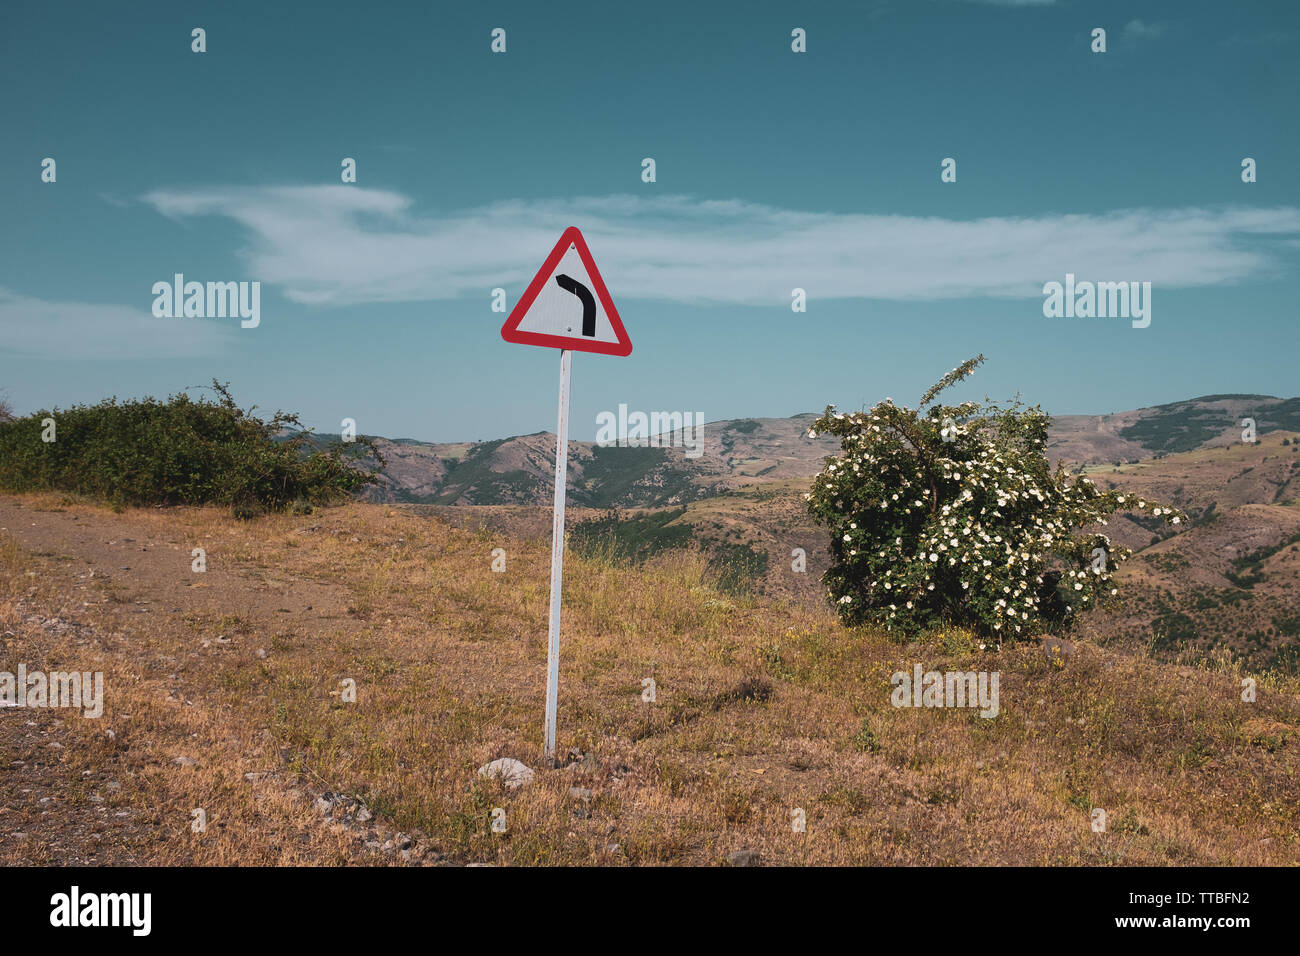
[500,226,632,356]
[517,245,620,342]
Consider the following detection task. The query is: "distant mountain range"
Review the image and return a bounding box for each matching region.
[324,394,1300,508]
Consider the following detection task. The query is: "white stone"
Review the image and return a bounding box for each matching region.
[478,757,535,790]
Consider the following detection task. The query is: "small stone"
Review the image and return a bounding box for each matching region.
[255,648,268,660]
[355,807,372,823]
[605,843,622,856]
[726,849,761,867]
[568,786,594,803]
[172,756,197,767]
[478,757,535,790]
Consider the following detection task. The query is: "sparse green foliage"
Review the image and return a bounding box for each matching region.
[806,357,1184,638]
[0,381,383,514]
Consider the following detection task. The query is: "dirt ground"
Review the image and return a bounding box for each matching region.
[0,496,379,865]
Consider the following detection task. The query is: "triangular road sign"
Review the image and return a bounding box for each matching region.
[500,226,632,356]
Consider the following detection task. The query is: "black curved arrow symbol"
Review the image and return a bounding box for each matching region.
[554,274,596,337]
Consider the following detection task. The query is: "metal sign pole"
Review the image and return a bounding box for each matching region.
[543,348,572,762]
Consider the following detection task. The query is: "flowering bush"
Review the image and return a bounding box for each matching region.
[806,356,1183,639]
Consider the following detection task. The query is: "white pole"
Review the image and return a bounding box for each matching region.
[543,348,572,762]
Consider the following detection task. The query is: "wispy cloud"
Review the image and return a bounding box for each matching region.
[140,187,1300,308]
[1124,19,1166,41]
[0,287,231,360]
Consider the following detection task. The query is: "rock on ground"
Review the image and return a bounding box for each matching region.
[477,757,535,790]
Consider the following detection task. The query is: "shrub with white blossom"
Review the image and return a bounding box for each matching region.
[805,356,1184,639]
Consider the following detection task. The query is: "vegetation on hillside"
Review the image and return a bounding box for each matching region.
[570,506,769,595]
[1119,396,1300,455]
[0,382,382,515]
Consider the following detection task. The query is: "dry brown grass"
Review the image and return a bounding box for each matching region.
[1,493,1297,866]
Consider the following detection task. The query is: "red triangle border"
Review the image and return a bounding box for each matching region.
[500,226,633,356]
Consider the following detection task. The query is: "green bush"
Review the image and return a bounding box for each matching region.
[806,356,1183,639]
[0,381,382,514]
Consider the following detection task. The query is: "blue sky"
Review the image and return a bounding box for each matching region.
[3,0,1297,442]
